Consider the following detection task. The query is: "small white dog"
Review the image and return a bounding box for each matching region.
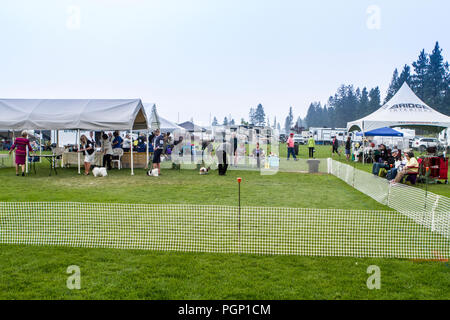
[147,168,159,177]
[92,167,108,177]
[199,167,210,175]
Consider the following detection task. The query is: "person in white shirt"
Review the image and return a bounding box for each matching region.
[101,133,113,170]
[122,134,131,152]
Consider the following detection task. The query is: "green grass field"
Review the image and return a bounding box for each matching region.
[0,151,449,300]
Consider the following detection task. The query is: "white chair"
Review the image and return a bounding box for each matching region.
[112,148,124,170]
[52,147,65,168]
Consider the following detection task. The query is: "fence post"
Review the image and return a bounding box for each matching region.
[237,177,242,254]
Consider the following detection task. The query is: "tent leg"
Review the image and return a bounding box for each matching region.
[77,129,81,175]
[12,131,15,165]
[26,145,29,174]
[39,130,42,163]
[146,130,149,170]
[131,129,134,176]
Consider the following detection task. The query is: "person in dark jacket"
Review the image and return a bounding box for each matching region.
[372,149,399,176]
[332,136,340,156]
[345,137,351,161]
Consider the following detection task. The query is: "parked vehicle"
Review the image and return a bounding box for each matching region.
[293,134,305,144]
[413,137,439,152]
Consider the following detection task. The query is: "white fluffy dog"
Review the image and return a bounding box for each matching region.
[147,168,159,177]
[199,167,210,175]
[92,167,108,177]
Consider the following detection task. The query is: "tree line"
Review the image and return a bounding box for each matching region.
[304,41,450,129]
[210,42,449,132]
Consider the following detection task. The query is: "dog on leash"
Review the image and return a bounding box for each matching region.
[147,168,159,177]
[92,167,108,177]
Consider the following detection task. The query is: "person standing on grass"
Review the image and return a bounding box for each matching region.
[345,136,351,161]
[252,142,265,168]
[79,134,95,175]
[89,131,96,147]
[122,134,131,152]
[100,133,113,170]
[216,137,231,175]
[286,133,298,161]
[332,136,340,156]
[308,135,315,158]
[112,131,123,149]
[152,129,164,175]
[232,132,238,166]
[9,130,34,176]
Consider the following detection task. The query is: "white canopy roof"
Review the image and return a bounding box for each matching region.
[143,103,182,133]
[347,83,450,132]
[0,99,148,131]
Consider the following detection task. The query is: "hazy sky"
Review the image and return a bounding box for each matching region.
[1,0,449,126]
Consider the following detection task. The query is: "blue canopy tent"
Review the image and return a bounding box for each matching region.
[356,127,404,137]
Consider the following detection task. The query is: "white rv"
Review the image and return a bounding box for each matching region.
[308,128,347,145]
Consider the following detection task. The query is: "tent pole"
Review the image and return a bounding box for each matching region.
[131,128,134,176]
[362,121,365,165]
[26,144,29,174]
[77,129,81,174]
[146,130,149,170]
[39,130,42,163]
[12,131,15,165]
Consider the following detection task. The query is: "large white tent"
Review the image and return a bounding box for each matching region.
[347,83,450,133]
[0,99,148,175]
[0,99,147,131]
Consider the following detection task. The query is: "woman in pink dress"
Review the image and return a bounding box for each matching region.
[9,131,34,176]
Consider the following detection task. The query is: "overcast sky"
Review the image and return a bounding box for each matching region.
[0,0,449,126]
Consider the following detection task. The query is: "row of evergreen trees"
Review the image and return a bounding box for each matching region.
[304,41,450,129]
[210,42,449,132]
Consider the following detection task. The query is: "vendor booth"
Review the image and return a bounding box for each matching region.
[0,99,148,175]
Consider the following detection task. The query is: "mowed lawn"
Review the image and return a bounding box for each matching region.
[0,162,449,299]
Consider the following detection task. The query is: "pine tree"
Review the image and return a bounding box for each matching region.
[368,87,381,114]
[212,117,218,126]
[249,108,255,125]
[284,116,290,134]
[358,87,369,118]
[425,41,449,110]
[412,49,429,100]
[288,107,294,126]
[223,117,228,126]
[230,118,235,125]
[253,104,266,126]
[398,64,412,87]
[385,69,399,103]
[305,103,317,129]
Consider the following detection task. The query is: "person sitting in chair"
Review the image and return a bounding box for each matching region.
[391,151,419,184]
[372,149,398,176]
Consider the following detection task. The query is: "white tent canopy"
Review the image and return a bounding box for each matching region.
[143,103,182,133]
[0,98,148,175]
[0,99,148,131]
[347,83,450,132]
